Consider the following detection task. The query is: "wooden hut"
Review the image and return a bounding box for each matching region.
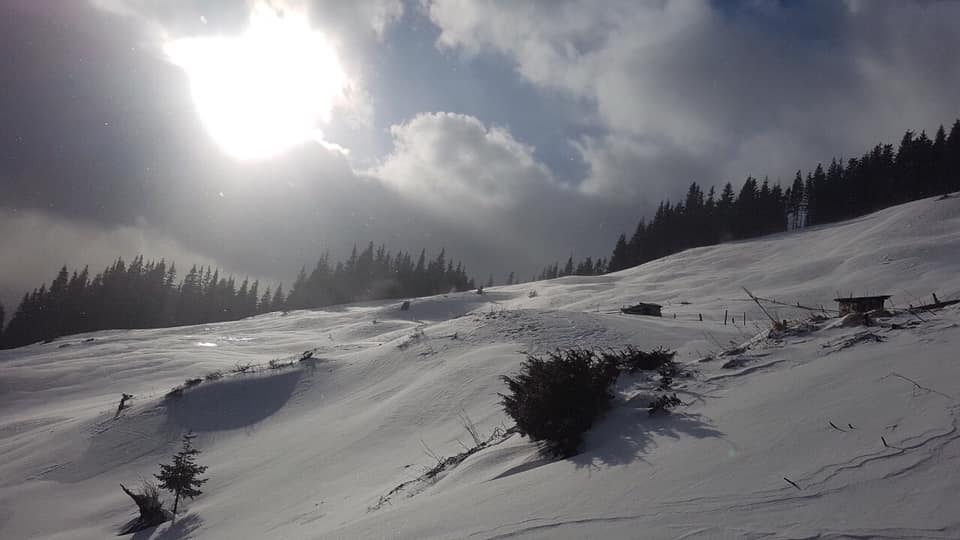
[834,295,890,315]
[620,302,662,317]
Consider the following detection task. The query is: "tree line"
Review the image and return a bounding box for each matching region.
[0,243,475,349]
[537,256,609,280]
[284,243,474,309]
[543,118,960,276]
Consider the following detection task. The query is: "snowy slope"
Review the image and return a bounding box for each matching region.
[2,194,960,539]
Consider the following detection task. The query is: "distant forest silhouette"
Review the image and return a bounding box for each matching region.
[0,244,474,349]
[541,119,960,279]
[2,119,959,348]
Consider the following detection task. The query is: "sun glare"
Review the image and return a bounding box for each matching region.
[165,4,349,161]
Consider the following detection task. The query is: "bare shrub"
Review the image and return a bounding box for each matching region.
[648,393,682,415]
[120,479,168,533]
[457,409,482,447]
[232,362,254,374]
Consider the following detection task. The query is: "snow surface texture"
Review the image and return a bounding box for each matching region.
[2,194,960,539]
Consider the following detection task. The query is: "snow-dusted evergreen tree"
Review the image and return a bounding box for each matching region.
[155,432,208,515]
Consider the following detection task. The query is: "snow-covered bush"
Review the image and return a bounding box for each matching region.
[500,349,620,457]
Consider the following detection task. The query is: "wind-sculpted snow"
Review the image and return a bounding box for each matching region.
[1,195,960,539]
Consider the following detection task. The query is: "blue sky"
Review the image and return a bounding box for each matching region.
[362,6,592,183]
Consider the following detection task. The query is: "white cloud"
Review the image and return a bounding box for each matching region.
[373,112,557,212]
[365,112,631,273]
[574,134,709,202]
[424,0,960,197]
[312,0,403,40]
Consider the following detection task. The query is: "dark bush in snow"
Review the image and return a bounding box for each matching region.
[657,361,679,390]
[648,393,682,415]
[500,349,620,457]
[614,346,676,373]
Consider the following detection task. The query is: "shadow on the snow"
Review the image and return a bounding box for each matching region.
[573,408,725,469]
[127,513,202,539]
[164,368,302,432]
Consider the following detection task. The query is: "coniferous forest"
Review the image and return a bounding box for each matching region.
[540,119,960,278]
[3,120,959,349]
[0,244,474,349]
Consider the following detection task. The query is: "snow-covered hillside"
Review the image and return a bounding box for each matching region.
[3,194,960,539]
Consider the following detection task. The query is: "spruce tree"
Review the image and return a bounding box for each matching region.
[259,287,272,314]
[155,432,208,516]
[608,234,630,272]
[271,284,285,311]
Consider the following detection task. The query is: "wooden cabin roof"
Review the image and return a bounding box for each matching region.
[833,295,891,303]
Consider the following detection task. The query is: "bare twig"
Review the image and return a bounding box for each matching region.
[743,287,780,327]
[457,408,483,447]
[420,440,443,467]
[881,372,955,401]
[881,436,904,450]
[828,421,847,432]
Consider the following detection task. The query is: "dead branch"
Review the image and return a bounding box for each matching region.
[881,372,955,401]
[881,436,904,450]
[419,439,444,467]
[457,408,483,447]
[828,421,847,432]
[743,287,780,327]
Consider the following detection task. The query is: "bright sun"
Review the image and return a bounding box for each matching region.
[164,4,349,161]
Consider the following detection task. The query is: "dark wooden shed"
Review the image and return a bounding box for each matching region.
[834,295,890,315]
[621,302,662,317]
